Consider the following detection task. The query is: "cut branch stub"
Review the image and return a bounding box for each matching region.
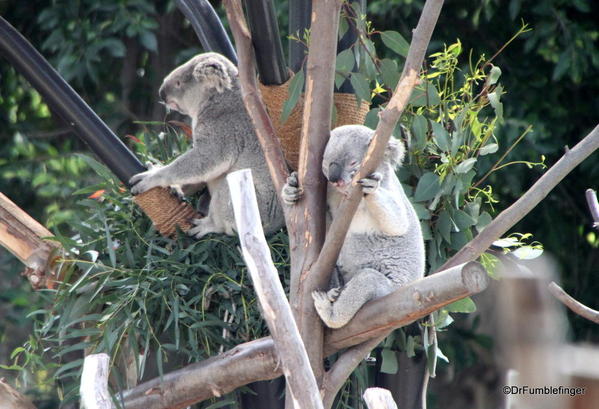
[0,192,62,289]
[133,187,199,237]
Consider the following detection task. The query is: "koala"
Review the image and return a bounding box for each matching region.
[129,52,284,238]
[282,125,425,328]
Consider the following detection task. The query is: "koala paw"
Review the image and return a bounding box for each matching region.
[326,287,341,302]
[188,217,216,240]
[129,165,165,195]
[358,172,383,195]
[170,184,185,200]
[282,171,303,205]
[312,290,333,323]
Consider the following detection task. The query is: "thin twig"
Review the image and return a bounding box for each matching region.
[322,335,387,409]
[585,188,599,230]
[548,281,599,324]
[439,124,599,272]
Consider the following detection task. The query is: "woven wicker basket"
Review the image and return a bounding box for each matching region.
[260,77,370,170]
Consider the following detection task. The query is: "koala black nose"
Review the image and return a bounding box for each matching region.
[328,162,343,183]
[158,86,167,102]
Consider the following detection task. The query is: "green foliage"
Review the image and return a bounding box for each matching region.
[37,1,159,84]
[8,125,289,406]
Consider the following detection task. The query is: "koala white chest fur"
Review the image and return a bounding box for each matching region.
[283,124,425,328]
[129,52,284,239]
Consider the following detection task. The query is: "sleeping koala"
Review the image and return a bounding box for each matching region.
[129,52,284,238]
[282,125,425,328]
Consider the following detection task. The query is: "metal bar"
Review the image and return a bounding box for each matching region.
[177,0,238,64]
[243,0,288,85]
[0,16,145,185]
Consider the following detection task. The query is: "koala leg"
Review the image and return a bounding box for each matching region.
[313,268,394,329]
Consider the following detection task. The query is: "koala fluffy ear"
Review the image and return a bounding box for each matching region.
[192,58,233,93]
[385,137,406,167]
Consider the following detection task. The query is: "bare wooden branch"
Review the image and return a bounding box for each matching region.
[363,388,398,409]
[223,0,288,198]
[286,0,344,386]
[322,335,387,409]
[548,281,599,324]
[439,124,599,272]
[80,353,113,409]
[122,262,488,409]
[0,378,38,409]
[0,192,61,289]
[324,261,488,353]
[309,0,444,306]
[586,188,599,230]
[227,169,323,409]
[123,338,279,409]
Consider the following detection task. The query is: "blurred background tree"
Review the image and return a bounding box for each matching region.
[1,0,598,407]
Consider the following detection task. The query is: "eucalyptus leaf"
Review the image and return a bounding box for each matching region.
[350,72,372,103]
[380,58,400,89]
[380,30,409,57]
[445,297,477,313]
[479,143,499,155]
[414,172,441,202]
[455,158,477,174]
[380,348,399,374]
[281,69,304,122]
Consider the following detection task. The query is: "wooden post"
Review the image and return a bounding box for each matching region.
[0,193,61,289]
[80,353,113,409]
[363,388,398,409]
[227,169,323,409]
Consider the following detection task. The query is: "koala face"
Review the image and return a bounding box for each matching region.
[322,125,405,190]
[158,52,236,117]
[322,125,371,190]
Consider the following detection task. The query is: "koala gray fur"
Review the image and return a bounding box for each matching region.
[282,124,425,328]
[129,52,284,238]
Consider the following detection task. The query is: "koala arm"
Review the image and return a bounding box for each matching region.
[129,146,234,195]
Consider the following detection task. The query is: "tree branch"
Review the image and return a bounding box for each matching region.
[548,281,599,324]
[223,0,289,198]
[227,169,323,409]
[0,378,38,409]
[439,124,599,271]
[287,0,344,384]
[122,262,488,409]
[0,192,61,289]
[586,188,599,230]
[322,335,387,409]
[122,338,279,409]
[308,0,444,301]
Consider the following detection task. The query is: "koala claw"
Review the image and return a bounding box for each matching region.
[282,171,303,205]
[326,287,341,302]
[170,185,185,200]
[358,172,383,195]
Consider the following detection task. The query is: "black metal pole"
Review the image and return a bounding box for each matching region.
[0,16,145,185]
[243,0,288,85]
[288,0,311,73]
[176,0,237,65]
[336,0,366,93]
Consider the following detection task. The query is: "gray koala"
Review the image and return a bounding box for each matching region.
[129,52,284,238]
[282,124,425,328]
